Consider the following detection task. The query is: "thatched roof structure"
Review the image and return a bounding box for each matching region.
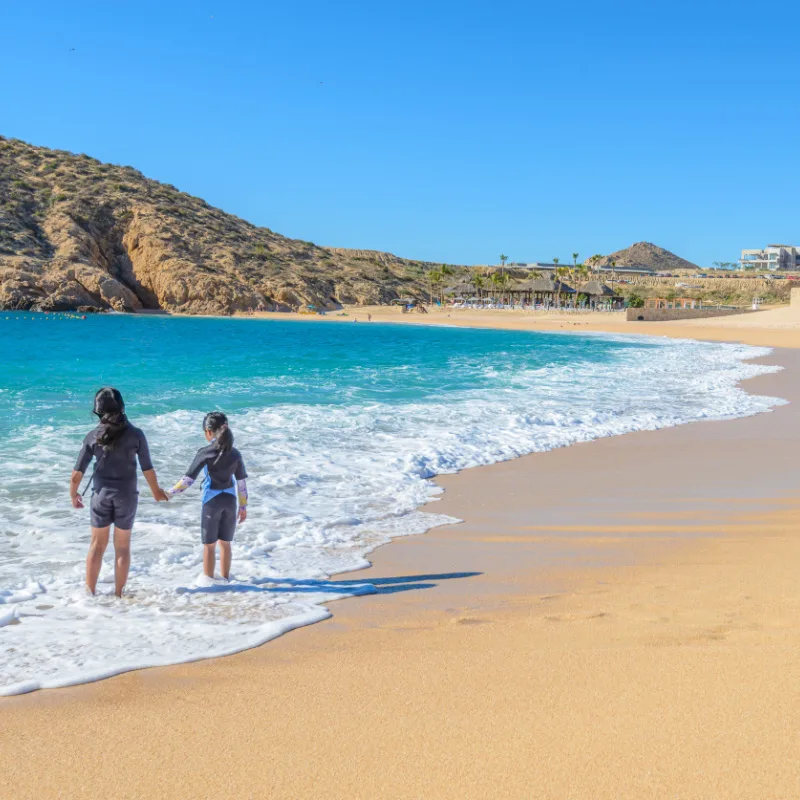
[577,280,616,297]
[511,279,575,294]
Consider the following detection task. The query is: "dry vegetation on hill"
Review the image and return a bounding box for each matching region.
[591,241,701,273]
[0,137,453,314]
[2,137,786,315]
[616,275,792,307]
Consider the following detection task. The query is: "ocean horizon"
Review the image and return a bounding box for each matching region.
[0,312,784,695]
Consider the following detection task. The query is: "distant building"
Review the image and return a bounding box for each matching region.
[739,244,800,271]
[596,265,656,277]
[502,262,564,273]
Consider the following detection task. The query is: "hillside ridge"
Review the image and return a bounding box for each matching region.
[0,136,450,314]
[592,241,700,272]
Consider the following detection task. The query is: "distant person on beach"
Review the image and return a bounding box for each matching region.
[71,388,170,597]
[167,412,248,580]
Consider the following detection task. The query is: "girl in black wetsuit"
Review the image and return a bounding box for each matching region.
[70,388,170,597]
[168,412,248,580]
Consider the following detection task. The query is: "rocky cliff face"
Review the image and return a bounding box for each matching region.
[591,242,699,273]
[0,137,446,314]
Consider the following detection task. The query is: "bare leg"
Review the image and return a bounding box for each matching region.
[219,541,232,580]
[203,542,217,578]
[113,528,131,597]
[86,527,110,594]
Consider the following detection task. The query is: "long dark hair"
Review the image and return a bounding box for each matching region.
[93,387,128,451]
[203,411,233,462]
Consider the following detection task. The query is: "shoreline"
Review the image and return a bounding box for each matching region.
[0,315,779,699]
[3,316,800,797]
[19,301,800,348]
[238,303,800,348]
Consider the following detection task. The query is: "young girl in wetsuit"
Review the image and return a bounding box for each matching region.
[71,387,170,597]
[168,412,248,580]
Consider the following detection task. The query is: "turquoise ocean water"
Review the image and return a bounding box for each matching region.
[0,313,782,694]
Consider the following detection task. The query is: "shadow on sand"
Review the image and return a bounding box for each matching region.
[177,571,482,597]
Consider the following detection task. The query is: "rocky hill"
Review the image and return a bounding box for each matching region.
[0,136,451,314]
[591,242,699,273]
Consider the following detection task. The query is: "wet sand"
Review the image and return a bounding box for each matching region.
[3,314,800,799]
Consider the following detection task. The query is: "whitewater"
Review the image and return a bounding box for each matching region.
[0,313,785,695]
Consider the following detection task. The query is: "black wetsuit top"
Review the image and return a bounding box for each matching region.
[74,424,153,491]
[185,444,247,495]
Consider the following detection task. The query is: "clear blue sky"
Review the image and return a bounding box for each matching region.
[1,1,797,266]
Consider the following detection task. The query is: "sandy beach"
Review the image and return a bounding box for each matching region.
[3,309,800,799]
[242,302,800,349]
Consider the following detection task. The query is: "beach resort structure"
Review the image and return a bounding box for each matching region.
[739,244,800,271]
[444,278,623,309]
[508,279,576,305]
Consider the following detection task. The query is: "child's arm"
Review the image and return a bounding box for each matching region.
[168,476,195,497]
[168,450,209,497]
[137,432,169,502]
[235,456,248,523]
[143,469,170,502]
[237,479,248,523]
[72,433,94,508]
[70,470,85,509]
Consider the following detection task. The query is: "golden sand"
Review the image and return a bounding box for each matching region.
[240,302,800,348]
[3,310,800,799]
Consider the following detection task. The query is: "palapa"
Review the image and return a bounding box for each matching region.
[511,279,575,294]
[576,280,616,297]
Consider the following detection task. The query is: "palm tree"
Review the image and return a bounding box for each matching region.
[571,264,590,307]
[555,265,570,308]
[551,258,561,303]
[428,269,443,305]
[609,259,617,283]
[500,272,513,305]
[586,254,603,277]
[566,264,579,301]
[439,264,455,303]
[572,252,579,267]
[499,254,508,272]
[489,272,505,305]
[470,272,487,300]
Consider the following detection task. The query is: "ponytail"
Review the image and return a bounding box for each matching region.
[93,387,128,451]
[203,411,233,463]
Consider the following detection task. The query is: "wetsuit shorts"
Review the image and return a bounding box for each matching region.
[90,487,139,530]
[201,493,237,544]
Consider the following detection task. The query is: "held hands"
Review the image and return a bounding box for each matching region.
[71,494,84,509]
[238,507,247,524]
[153,486,170,502]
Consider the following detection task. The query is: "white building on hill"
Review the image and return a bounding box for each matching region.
[739,244,800,271]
